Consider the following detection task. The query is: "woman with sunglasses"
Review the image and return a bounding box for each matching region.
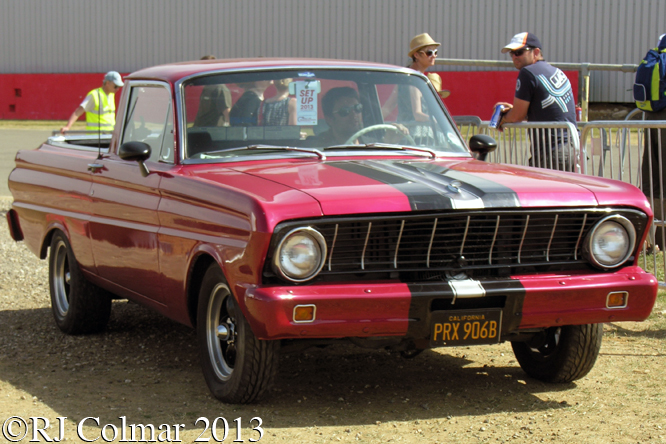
[381,33,443,145]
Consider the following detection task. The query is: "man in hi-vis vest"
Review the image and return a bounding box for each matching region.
[60,71,124,134]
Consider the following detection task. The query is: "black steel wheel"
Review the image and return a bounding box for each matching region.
[197,264,279,404]
[511,324,603,383]
[48,230,112,334]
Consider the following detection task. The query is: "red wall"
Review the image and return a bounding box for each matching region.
[435,70,579,119]
[0,73,127,120]
[0,71,578,121]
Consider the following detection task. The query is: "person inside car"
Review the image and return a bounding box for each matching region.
[229,80,273,126]
[313,87,408,146]
[193,55,232,127]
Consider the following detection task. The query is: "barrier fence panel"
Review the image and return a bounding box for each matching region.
[454,117,666,287]
[579,121,666,285]
[452,116,482,141]
[454,120,583,173]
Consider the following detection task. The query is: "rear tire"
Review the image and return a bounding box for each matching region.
[511,324,603,383]
[48,230,112,334]
[197,264,279,404]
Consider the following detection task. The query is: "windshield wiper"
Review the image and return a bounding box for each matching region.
[324,143,437,159]
[201,144,326,160]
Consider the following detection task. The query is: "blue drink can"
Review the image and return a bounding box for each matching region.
[489,105,506,128]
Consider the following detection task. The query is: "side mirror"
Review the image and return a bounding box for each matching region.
[468,134,498,162]
[119,142,151,177]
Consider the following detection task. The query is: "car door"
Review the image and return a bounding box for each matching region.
[89,81,174,304]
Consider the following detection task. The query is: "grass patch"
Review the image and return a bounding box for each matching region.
[648,289,666,327]
[639,249,665,282]
[0,120,85,130]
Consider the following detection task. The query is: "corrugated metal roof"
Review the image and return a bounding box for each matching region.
[1,0,664,102]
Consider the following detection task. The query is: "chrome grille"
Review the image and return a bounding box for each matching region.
[265,208,648,282]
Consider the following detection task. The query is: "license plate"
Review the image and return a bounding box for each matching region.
[430,309,502,346]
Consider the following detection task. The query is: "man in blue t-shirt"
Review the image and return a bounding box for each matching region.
[495,32,577,171]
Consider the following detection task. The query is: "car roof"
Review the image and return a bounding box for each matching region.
[126,57,414,84]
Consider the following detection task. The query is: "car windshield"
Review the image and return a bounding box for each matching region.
[181,68,468,161]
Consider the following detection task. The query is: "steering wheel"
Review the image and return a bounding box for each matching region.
[344,124,416,146]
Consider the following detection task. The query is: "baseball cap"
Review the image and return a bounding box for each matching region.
[104,71,124,87]
[501,32,542,54]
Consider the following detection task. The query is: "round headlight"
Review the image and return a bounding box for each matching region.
[585,215,636,269]
[273,227,327,282]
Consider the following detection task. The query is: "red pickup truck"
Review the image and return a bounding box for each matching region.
[6,58,658,404]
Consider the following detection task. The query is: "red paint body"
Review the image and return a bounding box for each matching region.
[6,58,656,346]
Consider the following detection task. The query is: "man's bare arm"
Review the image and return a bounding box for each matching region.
[60,106,86,134]
[497,97,530,126]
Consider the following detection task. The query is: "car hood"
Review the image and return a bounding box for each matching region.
[228,157,651,216]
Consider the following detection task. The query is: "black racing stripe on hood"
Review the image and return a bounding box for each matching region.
[390,161,521,208]
[330,161,455,210]
[330,160,520,211]
[405,279,526,344]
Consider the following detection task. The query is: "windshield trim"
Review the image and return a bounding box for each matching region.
[175,66,465,164]
[183,148,472,165]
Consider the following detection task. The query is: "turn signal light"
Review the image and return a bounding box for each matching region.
[606,291,628,308]
[293,304,316,323]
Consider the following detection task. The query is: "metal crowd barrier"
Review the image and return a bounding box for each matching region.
[454,116,666,287]
[453,119,583,173]
[579,120,666,284]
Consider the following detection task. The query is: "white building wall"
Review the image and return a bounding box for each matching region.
[1,0,664,102]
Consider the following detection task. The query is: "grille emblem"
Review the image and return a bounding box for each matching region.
[447,180,462,193]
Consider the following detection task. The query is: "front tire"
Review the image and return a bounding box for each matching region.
[511,324,603,383]
[197,264,279,404]
[49,230,112,334]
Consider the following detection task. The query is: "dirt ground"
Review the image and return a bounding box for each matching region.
[0,196,664,444]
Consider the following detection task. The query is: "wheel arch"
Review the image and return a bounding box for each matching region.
[186,252,218,328]
[39,223,69,259]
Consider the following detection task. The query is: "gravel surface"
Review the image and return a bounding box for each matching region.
[1,196,665,443]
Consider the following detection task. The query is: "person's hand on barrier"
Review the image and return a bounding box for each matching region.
[491,102,513,131]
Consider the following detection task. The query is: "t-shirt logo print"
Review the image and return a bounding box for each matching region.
[538,69,573,112]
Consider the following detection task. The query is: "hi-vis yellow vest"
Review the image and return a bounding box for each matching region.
[85,88,116,131]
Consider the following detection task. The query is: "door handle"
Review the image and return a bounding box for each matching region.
[87,163,104,172]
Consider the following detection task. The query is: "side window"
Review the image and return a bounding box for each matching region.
[121,85,173,163]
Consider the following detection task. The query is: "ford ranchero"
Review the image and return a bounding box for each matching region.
[5,58,658,404]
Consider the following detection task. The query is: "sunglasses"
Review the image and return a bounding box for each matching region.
[334,103,363,117]
[421,49,438,57]
[510,47,532,57]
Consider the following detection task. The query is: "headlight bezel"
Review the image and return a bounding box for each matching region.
[272,227,327,283]
[584,214,636,270]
